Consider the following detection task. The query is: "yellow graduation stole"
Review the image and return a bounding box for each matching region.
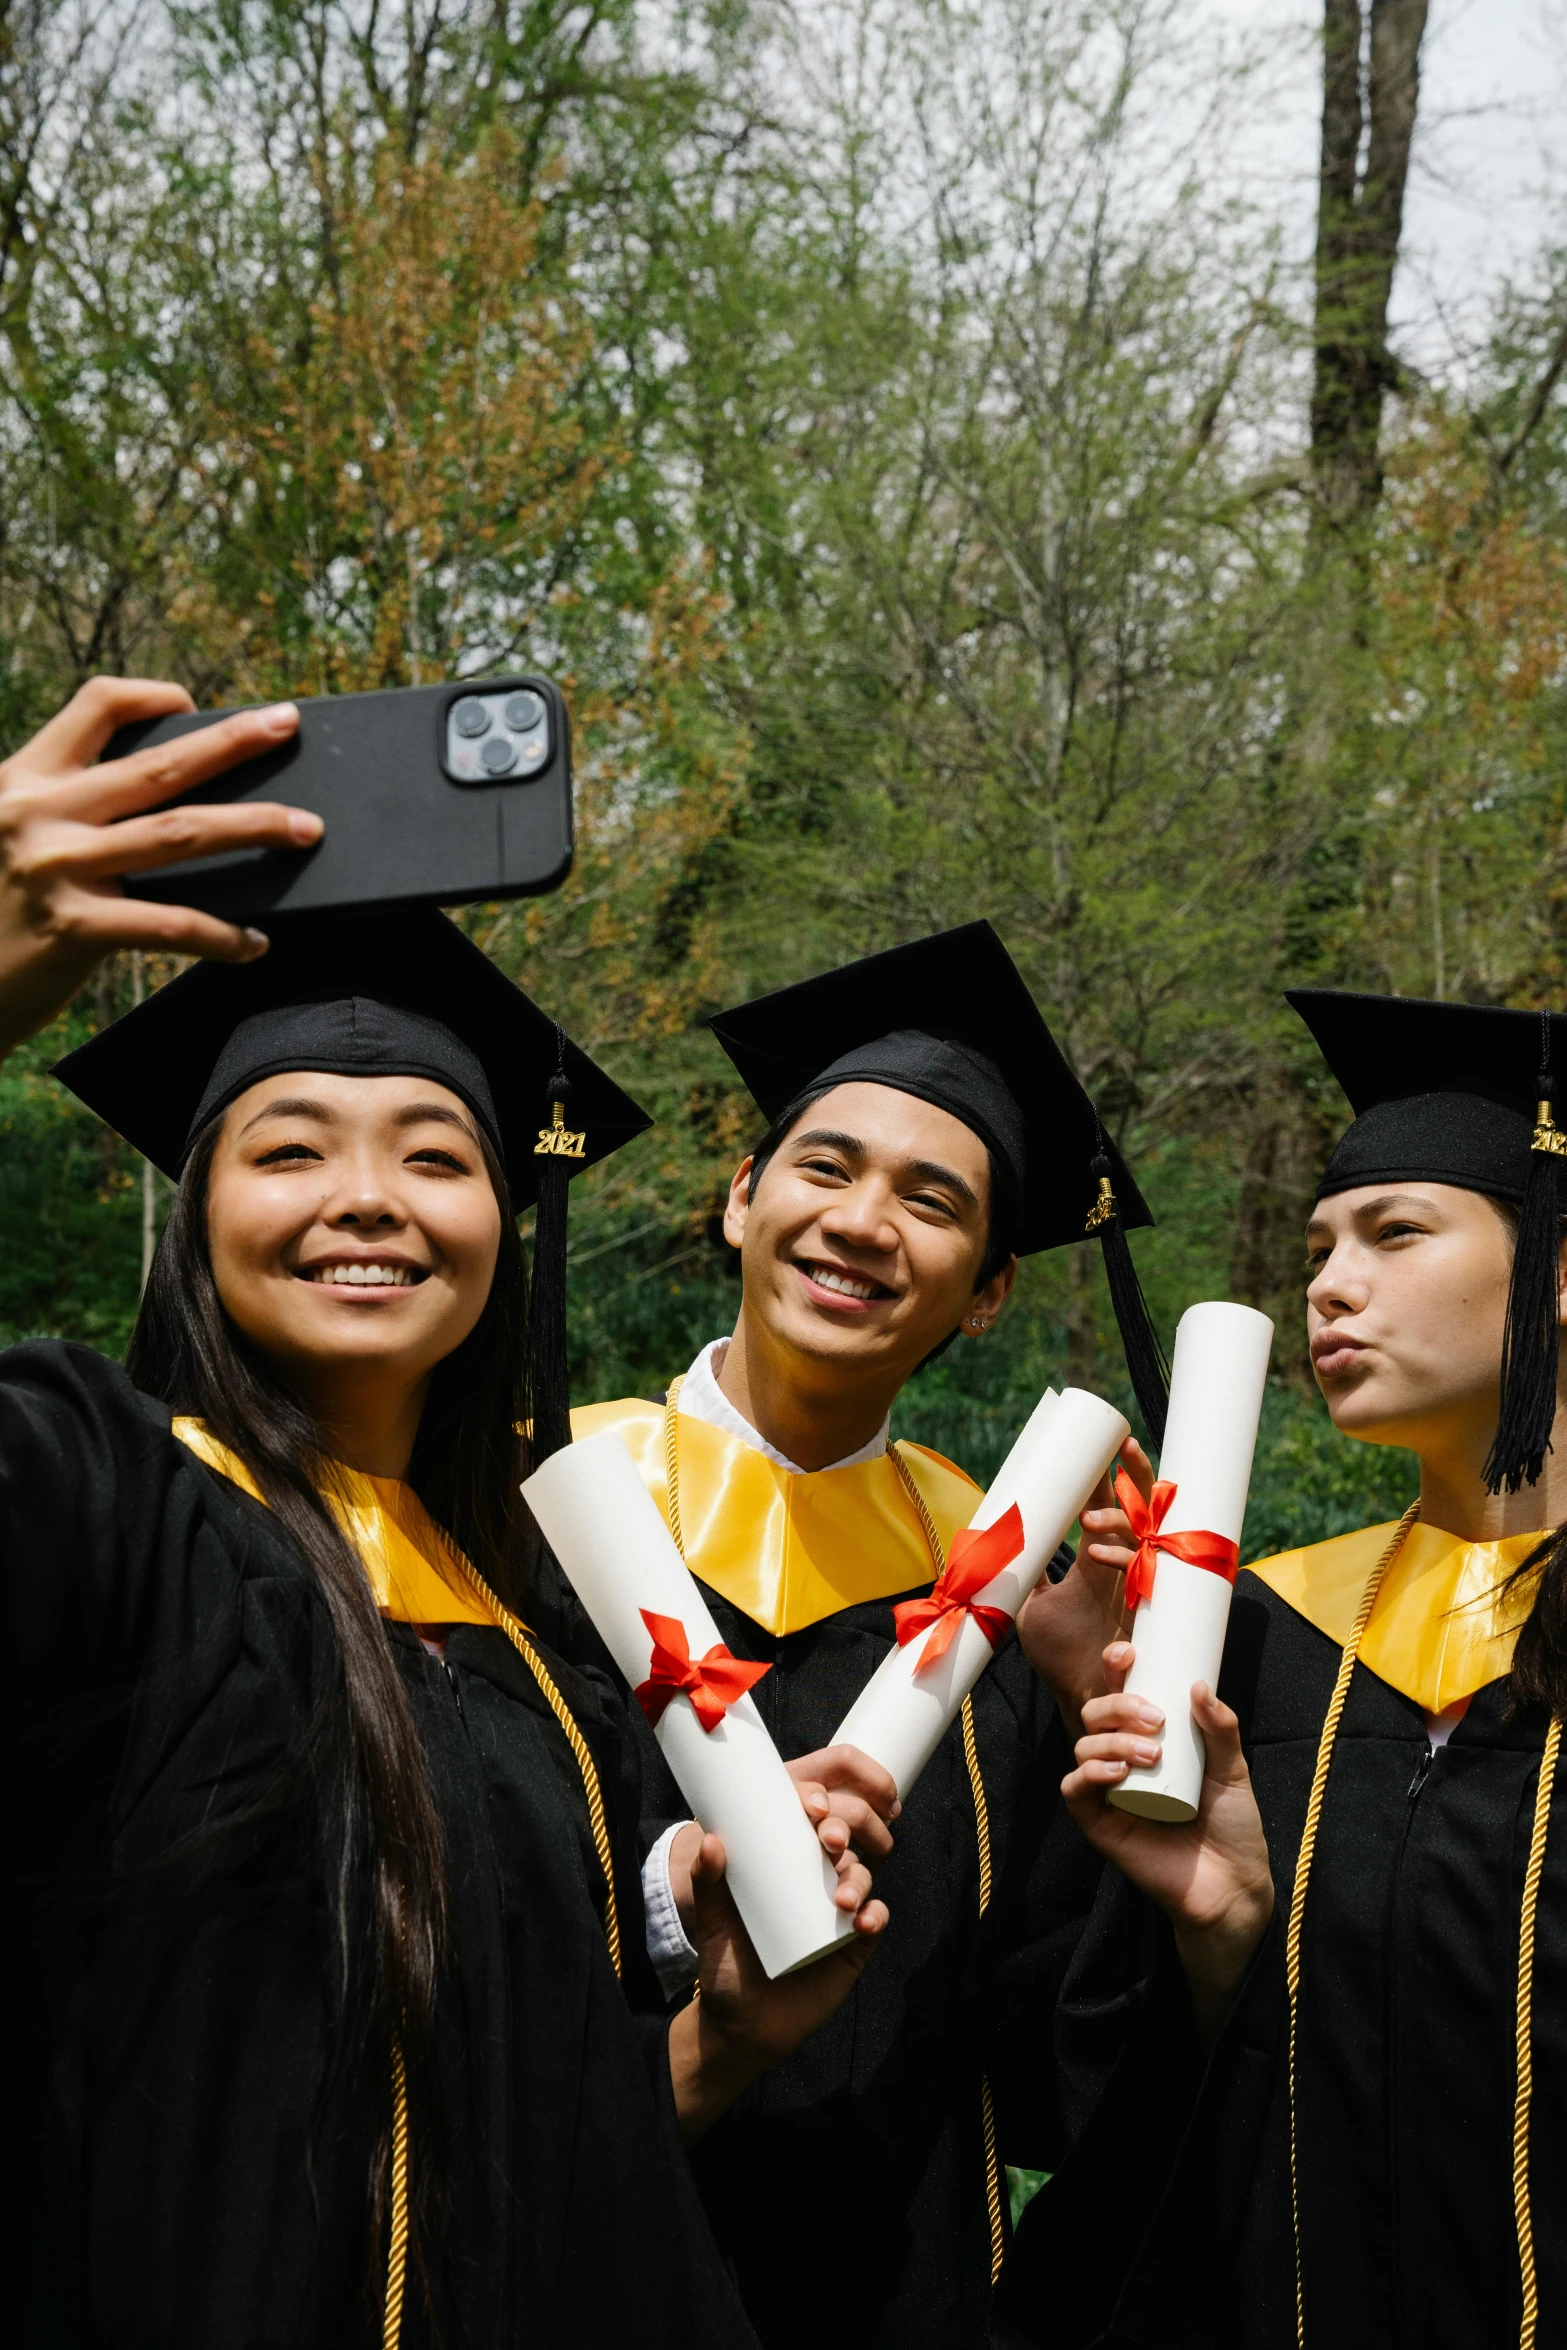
[569,1398,981,1637]
[172,1417,494,1626]
[1248,1516,1550,1714]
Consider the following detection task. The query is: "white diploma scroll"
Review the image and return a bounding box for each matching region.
[1108,1300,1275,1824]
[831,1386,1130,1802]
[522,1430,854,1979]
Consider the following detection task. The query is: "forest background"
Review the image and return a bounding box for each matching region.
[3,0,1565,1558]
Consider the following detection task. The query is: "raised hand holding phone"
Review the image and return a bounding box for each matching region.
[0,679,316,1056]
[110,674,572,920]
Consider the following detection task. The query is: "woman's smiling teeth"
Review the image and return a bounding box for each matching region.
[303,1263,422,1287]
[805,1262,890,1302]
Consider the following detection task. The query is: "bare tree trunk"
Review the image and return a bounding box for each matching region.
[1065,1243,1097,1390]
[91,953,122,1191]
[1229,1093,1326,1381]
[1310,0,1429,531]
[1230,1117,1281,1312]
[130,953,156,1292]
[1251,2,1432,1383]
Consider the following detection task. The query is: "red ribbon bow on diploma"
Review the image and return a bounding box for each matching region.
[1115,1469,1239,1612]
[633,1610,772,1732]
[892,1503,1024,1675]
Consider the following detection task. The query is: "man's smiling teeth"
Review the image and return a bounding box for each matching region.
[306,1264,419,1286]
[809,1264,886,1301]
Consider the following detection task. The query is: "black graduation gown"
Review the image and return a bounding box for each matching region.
[11,1342,757,2350]
[989,1569,1567,2350]
[632,1571,1091,2350]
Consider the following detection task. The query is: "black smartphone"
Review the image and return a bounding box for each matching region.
[109,675,572,920]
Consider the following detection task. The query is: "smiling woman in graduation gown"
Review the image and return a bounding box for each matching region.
[17,1342,751,2345]
[6,681,884,2348]
[993,989,1567,2350]
[568,925,1170,2350]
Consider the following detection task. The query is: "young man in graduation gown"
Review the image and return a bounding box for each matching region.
[994,990,1567,2350]
[569,923,1168,2350]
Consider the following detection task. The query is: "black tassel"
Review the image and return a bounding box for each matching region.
[1087,1150,1170,1448]
[1485,1038,1564,1494]
[528,1035,576,1466]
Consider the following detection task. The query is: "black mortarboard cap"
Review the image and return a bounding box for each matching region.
[53,907,650,1194]
[710,921,1169,1438]
[1289,988,1567,1493]
[54,908,651,1457]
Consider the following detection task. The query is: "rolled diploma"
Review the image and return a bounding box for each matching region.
[831,1386,1130,1801]
[522,1430,853,1978]
[1108,1300,1275,1824]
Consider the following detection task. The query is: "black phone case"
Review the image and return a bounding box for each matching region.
[111,675,572,920]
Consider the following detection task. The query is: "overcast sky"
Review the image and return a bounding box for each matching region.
[1200,0,1566,374]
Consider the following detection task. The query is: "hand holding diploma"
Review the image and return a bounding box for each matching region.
[1015,1433,1157,1738]
[1062,1639,1275,2041]
[832,1386,1130,1800]
[1106,1301,1274,1823]
[667,1821,888,2144]
[523,1430,874,1977]
[662,1745,901,1953]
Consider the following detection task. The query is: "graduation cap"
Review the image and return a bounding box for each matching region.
[709,920,1169,1441]
[1289,987,1567,1494]
[53,908,652,1459]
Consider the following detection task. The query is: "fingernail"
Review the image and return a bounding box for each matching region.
[242,928,269,958]
[1133,1741,1161,1764]
[1135,1702,1164,1728]
[890,1801,902,1819]
[288,809,324,843]
[261,701,298,733]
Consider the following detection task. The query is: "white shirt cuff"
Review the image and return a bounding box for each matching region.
[642,1820,700,1997]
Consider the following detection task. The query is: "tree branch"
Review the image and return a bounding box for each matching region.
[1495,308,1567,478]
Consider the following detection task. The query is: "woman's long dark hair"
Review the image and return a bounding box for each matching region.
[125,1109,536,2278]
[1488,1197,1567,1720]
[1509,1532,1567,1720]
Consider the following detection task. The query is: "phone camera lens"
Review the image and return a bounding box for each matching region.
[453,697,491,738]
[504,690,544,732]
[481,736,517,775]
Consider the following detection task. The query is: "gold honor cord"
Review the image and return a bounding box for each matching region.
[379,1547,625,2350]
[1515,1710,1561,2350]
[437,1528,623,1978]
[383,2037,410,2350]
[1285,1505,1413,2348]
[886,1445,1008,2287]
[1285,1502,1557,2350]
[960,1691,1007,2282]
[663,1376,688,1556]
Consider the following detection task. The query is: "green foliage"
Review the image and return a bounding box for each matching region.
[0,1017,144,1355]
[0,1032,1413,1559]
[1,0,1563,1551]
[557,1173,1416,1557]
[1008,2166,1049,2227]
[1242,1381,1418,1562]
